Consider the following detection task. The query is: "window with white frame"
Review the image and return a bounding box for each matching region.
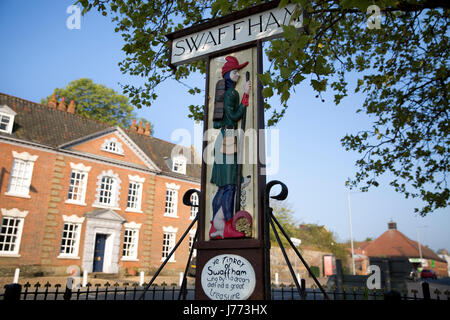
[6,151,38,198]
[0,105,16,134]
[190,192,199,219]
[101,137,124,155]
[99,177,115,204]
[126,175,145,212]
[172,156,187,174]
[94,170,121,208]
[0,114,11,132]
[122,222,141,260]
[161,226,177,262]
[66,163,91,205]
[59,223,79,255]
[58,215,84,258]
[165,189,177,215]
[164,183,180,217]
[127,182,141,210]
[0,208,28,256]
[123,229,137,258]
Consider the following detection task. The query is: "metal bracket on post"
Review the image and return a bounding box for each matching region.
[264,180,289,299]
[265,180,329,300]
[178,189,200,300]
[138,189,200,300]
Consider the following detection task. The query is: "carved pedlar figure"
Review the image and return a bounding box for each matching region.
[209,56,253,240]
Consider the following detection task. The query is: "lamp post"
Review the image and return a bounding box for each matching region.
[347,191,356,275]
[416,226,428,269]
[346,191,365,276]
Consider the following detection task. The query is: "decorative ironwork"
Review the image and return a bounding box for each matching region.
[265,180,329,300]
[137,189,200,300]
[1,280,443,300]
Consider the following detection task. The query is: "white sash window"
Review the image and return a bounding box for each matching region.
[6,151,38,198]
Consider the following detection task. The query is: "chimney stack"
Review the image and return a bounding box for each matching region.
[388,221,397,230]
[130,119,151,136]
[130,119,137,132]
[137,120,144,134]
[57,97,67,111]
[144,122,150,136]
[48,93,57,108]
[67,100,75,114]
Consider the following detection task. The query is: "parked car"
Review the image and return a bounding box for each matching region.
[420,269,437,280]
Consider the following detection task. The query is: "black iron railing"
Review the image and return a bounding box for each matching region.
[2,186,448,302]
[1,281,448,301]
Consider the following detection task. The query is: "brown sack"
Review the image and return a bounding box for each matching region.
[220,132,237,155]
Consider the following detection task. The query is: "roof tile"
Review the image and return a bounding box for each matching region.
[0,92,201,181]
[365,228,445,262]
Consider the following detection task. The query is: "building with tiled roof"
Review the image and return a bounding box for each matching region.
[364,221,447,277]
[0,92,200,276]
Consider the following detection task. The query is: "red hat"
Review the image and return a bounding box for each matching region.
[222,56,249,77]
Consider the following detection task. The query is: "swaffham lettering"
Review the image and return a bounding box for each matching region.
[248,15,263,35]
[207,265,248,278]
[218,25,229,44]
[233,21,245,41]
[171,4,302,64]
[201,254,256,300]
[282,6,295,25]
[204,31,217,47]
[174,40,185,56]
[265,12,281,31]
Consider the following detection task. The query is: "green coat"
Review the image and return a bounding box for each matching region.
[210,88,246,187]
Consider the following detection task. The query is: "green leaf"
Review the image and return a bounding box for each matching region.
[262,87,274,98]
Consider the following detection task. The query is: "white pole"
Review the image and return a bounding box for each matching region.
[296,273,301,284]
[139,271,145,286]
[417,228,423,267]
[13,268,20,284]
[275,273,279,286]
[179,272,184,286]
[347,191,356,275]
[82,270,88,287]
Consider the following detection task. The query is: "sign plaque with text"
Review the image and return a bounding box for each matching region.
[167,3,302,66]
[201,254,256,300]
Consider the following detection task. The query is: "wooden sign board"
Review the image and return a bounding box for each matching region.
[164,1,303,300]
[166,1,302,67]
[194,46,267,300]
[203,48,260,242]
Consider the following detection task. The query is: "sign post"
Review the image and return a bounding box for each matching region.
[165,1,303,300]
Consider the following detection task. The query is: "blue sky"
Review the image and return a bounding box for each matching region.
[1,0,448,252]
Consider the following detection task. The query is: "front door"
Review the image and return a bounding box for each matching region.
[93,234,107,272]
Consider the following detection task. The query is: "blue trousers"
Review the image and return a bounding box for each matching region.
[212,184,236,222]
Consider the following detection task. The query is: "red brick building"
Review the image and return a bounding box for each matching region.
[0,92,200,276]
[364,221,447,277]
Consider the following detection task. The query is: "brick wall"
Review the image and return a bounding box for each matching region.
[0,141,200,276]
[0,144,55,267]
[70,132,148,167]
[270,246,332,283]
[148,176,199,273]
